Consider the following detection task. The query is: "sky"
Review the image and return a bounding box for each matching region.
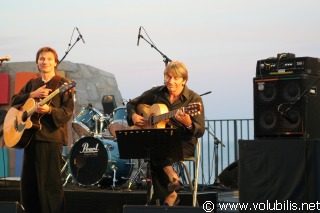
[1,0,320,120]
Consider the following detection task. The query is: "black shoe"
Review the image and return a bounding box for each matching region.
[167,178,181,192]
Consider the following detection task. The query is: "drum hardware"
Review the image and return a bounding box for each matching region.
[63,173,72,187]
[99,116,108,134]
[61,160,68,174]
[93,114,100,135]
[127,160,147,191]
[61,156,73,187]
[111,165,118,189]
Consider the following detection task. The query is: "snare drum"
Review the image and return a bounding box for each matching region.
[72,107,106,136]
[68,136,133,187]
[109,106,132,137]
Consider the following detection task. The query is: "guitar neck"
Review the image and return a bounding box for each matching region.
[26,89,60,117]
[152,108,179,125]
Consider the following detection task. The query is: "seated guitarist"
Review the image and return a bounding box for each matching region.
[126,60,205,206]
[11,47,74,213]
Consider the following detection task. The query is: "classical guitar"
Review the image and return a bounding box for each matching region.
[3,81,76,149]
[135,102,202,129]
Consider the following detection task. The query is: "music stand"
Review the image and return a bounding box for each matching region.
[116,128,183,205]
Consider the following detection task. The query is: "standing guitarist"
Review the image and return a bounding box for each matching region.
[10,47,74,213]
[126,60,205,206]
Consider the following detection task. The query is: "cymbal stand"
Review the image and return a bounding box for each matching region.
[127,160,147,190]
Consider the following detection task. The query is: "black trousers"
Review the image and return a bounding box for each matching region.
[150,143,194,200]
[20,141,65,213]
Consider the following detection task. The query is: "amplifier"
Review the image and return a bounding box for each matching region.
[256,56,320,77]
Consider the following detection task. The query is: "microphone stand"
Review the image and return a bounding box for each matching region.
[206,127,225,186]
[138,34,172,66]
[59,28,83,64]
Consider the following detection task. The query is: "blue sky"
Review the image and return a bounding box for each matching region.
[2,0,320,119]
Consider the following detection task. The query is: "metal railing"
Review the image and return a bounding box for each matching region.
[182,118,254,185]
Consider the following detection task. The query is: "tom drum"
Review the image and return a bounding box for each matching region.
[72,107,106,136]
[109,106,133,137]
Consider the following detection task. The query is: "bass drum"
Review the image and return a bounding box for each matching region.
[68,136,133,187]
[109,106,133,138]
[72,107,106,136]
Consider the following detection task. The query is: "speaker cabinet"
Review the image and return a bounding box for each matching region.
[0,202,25,213]
[239,139,320,208]
[254,74,320,138]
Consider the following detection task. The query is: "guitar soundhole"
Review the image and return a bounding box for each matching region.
[149,115,154,126]
[22,111,28,122]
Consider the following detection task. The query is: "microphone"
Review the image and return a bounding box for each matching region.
[200,91,212,96]
[0,56,10,62]
[280,111,296,124]
[137,26,141,46]
[76,27,85,43]
[277,103,296,123]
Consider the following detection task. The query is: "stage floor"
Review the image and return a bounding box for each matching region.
[0,177,239,213]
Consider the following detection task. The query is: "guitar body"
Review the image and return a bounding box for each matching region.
[3,80,76,149]
[136,103,169,129]
[4,98,36,149]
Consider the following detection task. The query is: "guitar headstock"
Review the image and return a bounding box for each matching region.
[184,102,202,116]
[59,80,76,93]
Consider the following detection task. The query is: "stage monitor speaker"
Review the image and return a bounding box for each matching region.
[123,205,207,213]
[216,161,238,190]
[0,202,25,213]
[253,74,320,138]
[101,95,116,115]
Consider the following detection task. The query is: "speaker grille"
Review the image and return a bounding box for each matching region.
[254,75,320,138]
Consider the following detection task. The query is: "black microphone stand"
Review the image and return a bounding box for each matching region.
[206,126,225,187]
[138,32,172,66]
[59,28,83,64]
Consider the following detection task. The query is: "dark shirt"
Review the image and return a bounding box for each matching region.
[126,85,205,157]
[11,75,74,145]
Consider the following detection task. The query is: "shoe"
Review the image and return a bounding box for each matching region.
[167,178,181,192]
[164,195,180,206]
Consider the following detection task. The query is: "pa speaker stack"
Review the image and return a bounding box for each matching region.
[254,54,320,139]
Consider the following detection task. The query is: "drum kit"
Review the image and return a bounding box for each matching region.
[61,104,145,190]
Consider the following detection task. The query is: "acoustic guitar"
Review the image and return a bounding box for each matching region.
[134,102,202,129]
[3,81,76,149]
